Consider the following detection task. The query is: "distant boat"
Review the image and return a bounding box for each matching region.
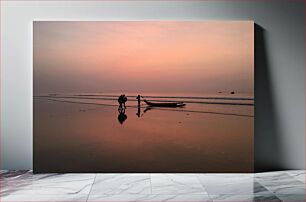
[230,91,235,94]
[143,99,186,107]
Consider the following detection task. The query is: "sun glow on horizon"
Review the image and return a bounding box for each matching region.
[34,21,254,94]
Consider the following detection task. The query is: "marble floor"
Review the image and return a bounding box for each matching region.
[0,170,305,202]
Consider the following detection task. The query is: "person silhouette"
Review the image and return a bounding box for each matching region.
[118,94,127,108]
[118,94,128,108]
[118,95,123,108]
[136,95,141,117]
[136,95,141,106]
[122,94,127,108]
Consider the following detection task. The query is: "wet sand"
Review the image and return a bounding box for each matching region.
[34,95,253,173]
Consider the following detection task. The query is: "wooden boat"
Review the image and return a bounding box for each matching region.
[143,99,186,107]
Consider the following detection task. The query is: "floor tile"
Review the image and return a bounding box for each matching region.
[1,170,305,202]
[210,194,281,202]
[0,170,32,181]
[198,174,254,195]
[142,194,211,202]
[256,173,305,195]
[0,194,88,202]
[275,194,305,202]
[90,174,151,195]
[286,170,306,183]
[88,194,141,201]
[253,194,282,202]
[210,194,253,201]
[0,171,37,196]
[255,171,294,180]
[88,194,211,202]
[1,173,95,196]
[151,174,207,195]
[253,181,271,194]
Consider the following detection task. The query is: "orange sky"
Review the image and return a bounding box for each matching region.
[34,21,254,94]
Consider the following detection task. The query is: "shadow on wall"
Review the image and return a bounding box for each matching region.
[254,24,285,172]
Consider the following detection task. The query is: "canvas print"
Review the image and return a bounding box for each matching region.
[34,21,254,173]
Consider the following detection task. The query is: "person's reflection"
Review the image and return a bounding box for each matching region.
[117,106,127,124]
[136,106,141,117]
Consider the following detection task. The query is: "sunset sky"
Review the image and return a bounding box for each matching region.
[34,21,254,94]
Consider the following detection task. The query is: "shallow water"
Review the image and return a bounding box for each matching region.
[34,93,254,172]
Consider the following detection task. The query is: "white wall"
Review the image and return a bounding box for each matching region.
[1,0,304,170]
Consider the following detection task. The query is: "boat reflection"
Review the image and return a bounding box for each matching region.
[136,105,155,117]
[138,106,169,117]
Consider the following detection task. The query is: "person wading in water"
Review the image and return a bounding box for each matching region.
[136,95,141,106]
[136,95,141,117]
[117,94,128,124]
[118,94,127,108]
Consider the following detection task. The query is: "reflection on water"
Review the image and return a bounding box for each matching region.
[34,93,254,173]
[117,106,127,124]
[136,106,141,118]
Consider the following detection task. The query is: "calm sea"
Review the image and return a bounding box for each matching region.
[34,92,254,172]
